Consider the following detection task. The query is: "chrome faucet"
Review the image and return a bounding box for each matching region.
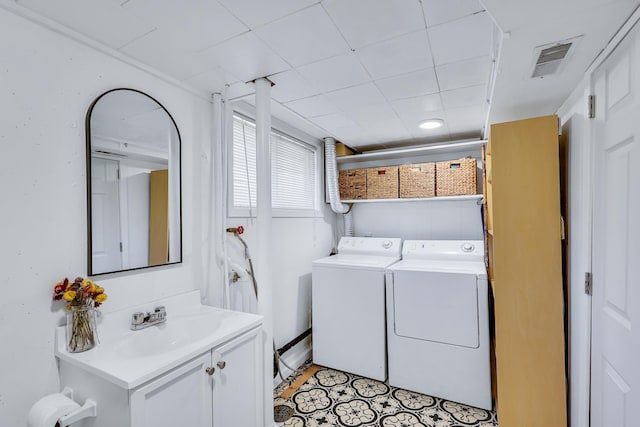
[130,306,167,330]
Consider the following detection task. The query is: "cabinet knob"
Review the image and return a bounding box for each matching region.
[217,360,226,370]
[205,367,215,376]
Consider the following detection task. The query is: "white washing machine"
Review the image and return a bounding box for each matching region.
[312,236,402,381]
[385,240,491,410]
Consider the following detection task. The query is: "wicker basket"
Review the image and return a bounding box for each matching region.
[399,163,436,198]
[436,158,477,196]
[338,169,367,200]
[366,166,399,199]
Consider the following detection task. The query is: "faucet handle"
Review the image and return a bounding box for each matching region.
[131,312,145,325]
[155,306,167,320]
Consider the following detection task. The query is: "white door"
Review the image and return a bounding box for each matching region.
[591,21,640,427]
[91,157,122,273]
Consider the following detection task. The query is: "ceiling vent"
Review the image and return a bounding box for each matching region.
[531,36,582,78]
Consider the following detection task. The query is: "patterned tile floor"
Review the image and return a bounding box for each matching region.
[274,363,498,427]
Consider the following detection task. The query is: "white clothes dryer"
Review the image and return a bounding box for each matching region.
[312,236,402,381]
[385,240,491,409]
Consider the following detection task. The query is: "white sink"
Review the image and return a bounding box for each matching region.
[114,310,224,358]
[54,291,263,389]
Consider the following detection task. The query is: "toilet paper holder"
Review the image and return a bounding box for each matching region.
[28,386,97,427]
[56,387,97,427]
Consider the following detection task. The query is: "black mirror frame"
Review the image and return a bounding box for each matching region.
[85,88,183,276]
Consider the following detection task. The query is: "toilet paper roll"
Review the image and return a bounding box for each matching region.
[28,393,81,427]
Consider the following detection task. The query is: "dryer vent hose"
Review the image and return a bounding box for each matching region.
[324,137,353,236]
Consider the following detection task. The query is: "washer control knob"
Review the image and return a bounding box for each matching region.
[462,243,475,252]
[382,240,392,249]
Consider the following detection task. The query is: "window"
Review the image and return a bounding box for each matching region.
[231,114,318,216]
[232,115,257,209]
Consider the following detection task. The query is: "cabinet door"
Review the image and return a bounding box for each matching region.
[130,353,213,427]
[212,327,262,427]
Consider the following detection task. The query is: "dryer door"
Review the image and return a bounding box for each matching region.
[391,270,479,348]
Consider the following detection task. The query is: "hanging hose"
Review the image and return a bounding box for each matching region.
[226,226,308,383]
[226,226,258,297]
[324,137,354,236]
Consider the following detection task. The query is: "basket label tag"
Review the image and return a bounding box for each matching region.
[450,163,461,169]
[378,170,386,175]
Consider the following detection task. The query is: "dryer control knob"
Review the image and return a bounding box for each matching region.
[462,243,475,252]
[382,240,392,249]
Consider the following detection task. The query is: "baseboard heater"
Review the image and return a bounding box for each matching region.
[274,328,312,377]
[277,327,311,356]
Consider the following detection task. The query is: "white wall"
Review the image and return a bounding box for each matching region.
[352,198,484,241]
[223,215,335,379]
[0,8,215,425]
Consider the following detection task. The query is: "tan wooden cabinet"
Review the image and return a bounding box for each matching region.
[484,115,567,426]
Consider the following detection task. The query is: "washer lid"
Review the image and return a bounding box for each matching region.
[388,259,487,278]
[313,253,400,270]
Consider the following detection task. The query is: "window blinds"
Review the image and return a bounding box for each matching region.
[232,114,317,213]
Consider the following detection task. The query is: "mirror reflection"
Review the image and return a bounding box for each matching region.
[86,89,182,275]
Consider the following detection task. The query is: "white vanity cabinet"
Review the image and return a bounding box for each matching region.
[54,292,264,427]
[130,327,262,427]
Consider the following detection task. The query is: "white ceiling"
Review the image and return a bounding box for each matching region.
[9,0,640,151]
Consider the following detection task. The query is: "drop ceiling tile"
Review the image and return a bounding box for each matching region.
[345,102,399,125]
[123,0,248,51]
[310,113,374,144]
[254,5,350,66]
[296,53,370,93]
[356,114,412,143]
[428,11,494,66]
[374,68,439,101]
[391,94,444,124]
[393,97,447,136]
[445,104,487,135]
[355,30,432,79]
[370,127,413,144]
[227,81,256,100]
[198,32,290,83]
[421,0,485,27]
[409,124,451,141]
[269,70,321,103]
[217,0,320,29]
[322,0,425,49]
[325,83,387,111]
[440,84,487,110]
[182,67,240,94]
[17,0,155,49]
[270,100,327,140]
[120,30,209,81]
[436,56,492,91]
[284,95,341,118]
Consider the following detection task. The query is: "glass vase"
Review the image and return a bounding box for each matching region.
[66,305,98,353]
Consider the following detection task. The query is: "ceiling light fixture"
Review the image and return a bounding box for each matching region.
[418,119,444,130]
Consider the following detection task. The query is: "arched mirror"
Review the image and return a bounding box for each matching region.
[86,89,182,275]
